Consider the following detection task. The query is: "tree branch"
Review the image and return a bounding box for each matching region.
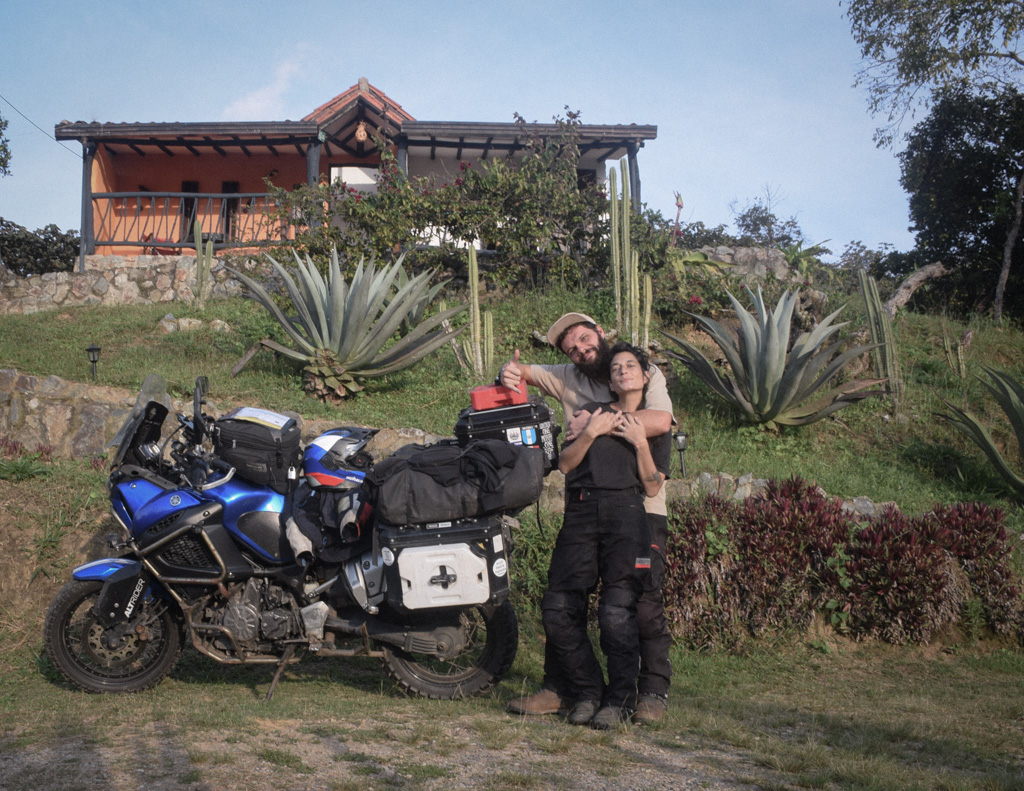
[883,262,949,318]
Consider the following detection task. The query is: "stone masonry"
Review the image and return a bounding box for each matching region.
[0,254,256,315]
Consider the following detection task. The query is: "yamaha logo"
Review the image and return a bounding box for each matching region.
[169,495,181,506]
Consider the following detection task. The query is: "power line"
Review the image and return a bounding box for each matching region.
[0,92,82,160]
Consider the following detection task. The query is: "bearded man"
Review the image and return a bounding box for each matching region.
[500,313,675,725]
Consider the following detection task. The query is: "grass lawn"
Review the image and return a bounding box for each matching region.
[1,286,1023,790]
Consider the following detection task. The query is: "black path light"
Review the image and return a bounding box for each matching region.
[86,344,100,381]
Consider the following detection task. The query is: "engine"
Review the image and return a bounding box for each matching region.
[207,578,301,653]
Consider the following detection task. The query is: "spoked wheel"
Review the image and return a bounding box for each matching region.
[381,600,519,699]
[44,579,184,693]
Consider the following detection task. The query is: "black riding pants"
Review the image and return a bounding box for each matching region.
[541,491,648,709]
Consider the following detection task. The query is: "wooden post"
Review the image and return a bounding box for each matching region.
[79,140,96,271]
[396,139,408,176]
[627,144,641,211]
[306,139,322,186]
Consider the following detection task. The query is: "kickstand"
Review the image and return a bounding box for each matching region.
[265,645,296,701]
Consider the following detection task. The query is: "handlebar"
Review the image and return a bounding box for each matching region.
[197,461,235,491]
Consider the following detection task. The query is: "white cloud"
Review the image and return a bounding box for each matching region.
[220,56,307,121]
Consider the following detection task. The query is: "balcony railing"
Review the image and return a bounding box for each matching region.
[87,192,294,253]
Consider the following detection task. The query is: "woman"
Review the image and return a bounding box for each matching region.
[542,342,670,729]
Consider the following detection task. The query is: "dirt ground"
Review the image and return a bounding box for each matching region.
[0,716,769,791]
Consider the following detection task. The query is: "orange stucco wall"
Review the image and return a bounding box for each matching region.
[90,146,380,255]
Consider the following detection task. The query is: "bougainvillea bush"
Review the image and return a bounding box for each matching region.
[664,478,1023,649]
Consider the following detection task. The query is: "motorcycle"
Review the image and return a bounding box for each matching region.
[43,375,551,699]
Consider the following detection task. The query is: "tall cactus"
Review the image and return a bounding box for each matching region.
[642,273,652,351]
[610,159,642,343]
[609,167,622,332]
[461,246,484,376]
[483,309,494,376]
[857,269,903,404]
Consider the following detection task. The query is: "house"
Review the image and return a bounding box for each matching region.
[55,78,657,269]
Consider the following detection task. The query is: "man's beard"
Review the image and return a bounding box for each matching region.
[575,340,612,382]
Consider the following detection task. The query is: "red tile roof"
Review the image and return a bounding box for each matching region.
[303,77,414,125]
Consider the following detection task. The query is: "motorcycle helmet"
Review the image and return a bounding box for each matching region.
[303,427,377,490]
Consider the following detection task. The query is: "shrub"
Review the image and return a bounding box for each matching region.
[0,218,79,276]
[663,479,1023,648]
[229,249,466,400]
[266,113,610,288]
[664,493,741,649]
[842,507,961,644]
[664,478,856,649]
[939,367,1024,500]
[730,479,853,636]
[920,502,1023,637]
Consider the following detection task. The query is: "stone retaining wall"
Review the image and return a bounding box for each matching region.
[0,245,803,316]
[0,369,887,518]
[0,254,255,315]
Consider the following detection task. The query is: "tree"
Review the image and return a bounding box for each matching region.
[845,0,1024,321]
[730,186,804,249]
[0,111,11,177]
[844,0,1024,145]
[267,111,609,287]
[899,85,1024,320]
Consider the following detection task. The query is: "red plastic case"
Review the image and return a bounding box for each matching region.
[470,384,528,411]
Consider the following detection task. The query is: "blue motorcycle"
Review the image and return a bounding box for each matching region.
[43,375,538,699]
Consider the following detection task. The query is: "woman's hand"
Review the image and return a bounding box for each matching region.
[582,407,624,439]
[614,412,648,449]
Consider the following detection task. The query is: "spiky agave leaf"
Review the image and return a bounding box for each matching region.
[228,256,321,357]
[939,368,1024,498]
[661,287,884,428]
[230,249,466,399]
[660,328,757,420]
[395,263,449,336]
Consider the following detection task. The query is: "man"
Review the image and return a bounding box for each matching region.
[501,312,675,725]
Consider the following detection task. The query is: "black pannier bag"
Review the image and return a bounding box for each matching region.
[454,395,560,474]
[212,407,301,494]
[366,439,544,526]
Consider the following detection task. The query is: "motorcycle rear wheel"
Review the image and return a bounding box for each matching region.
[44,579,184,693]
[381,600,518,699]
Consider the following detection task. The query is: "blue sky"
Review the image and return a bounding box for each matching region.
[0,0,915,260]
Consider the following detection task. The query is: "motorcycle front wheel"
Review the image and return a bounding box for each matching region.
[381,600,518,699]
[44,579,184,693]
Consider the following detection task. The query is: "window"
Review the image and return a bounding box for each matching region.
[329,165,379,194]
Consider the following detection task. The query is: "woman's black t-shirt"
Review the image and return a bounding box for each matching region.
[563,401,671,492]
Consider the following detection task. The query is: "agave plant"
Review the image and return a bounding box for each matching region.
[939,367,1024,499]
[230,249,466,399]
[661,287,885,428]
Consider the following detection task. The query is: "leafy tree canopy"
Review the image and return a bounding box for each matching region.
[898,84,1024,318]
[730,187,804,249]
[844,0,1024,144]
[0,111,11,177]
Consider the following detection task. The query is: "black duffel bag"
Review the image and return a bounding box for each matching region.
[212,407,301,494]
[366,439,543,525]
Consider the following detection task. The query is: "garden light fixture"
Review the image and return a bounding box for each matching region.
[86,344,100,381]
[672,432,688,477]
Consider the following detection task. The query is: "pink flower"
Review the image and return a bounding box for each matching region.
[688,294,703,306]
